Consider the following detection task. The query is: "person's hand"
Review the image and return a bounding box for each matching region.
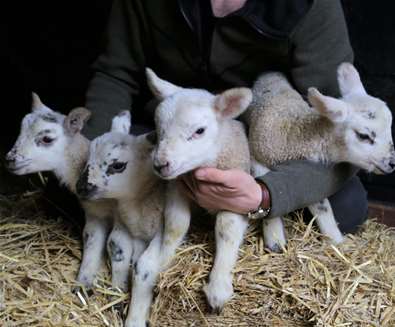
[180,167,263,214]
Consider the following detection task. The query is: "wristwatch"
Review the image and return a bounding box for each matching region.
[247,181,271,220]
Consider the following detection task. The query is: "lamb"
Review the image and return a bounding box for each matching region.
[76,111,189,327]
[4,94,123,291]
[146,68,252,313]
[244,63,395,251]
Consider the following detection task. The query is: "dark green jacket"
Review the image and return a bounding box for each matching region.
[84,0,357,218]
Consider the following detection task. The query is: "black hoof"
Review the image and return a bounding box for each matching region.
[72,285,94,297]
[113,301,125,314]
[209,305,223,315]
[268,244,282,253]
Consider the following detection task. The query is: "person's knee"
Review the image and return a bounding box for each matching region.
[328,176,368,234]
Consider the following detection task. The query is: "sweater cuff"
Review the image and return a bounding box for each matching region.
[256,173,290,218]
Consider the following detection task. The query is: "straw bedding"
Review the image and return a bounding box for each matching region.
[0,191,394,327]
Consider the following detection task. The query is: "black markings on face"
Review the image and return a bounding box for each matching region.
[109,240,124,262]
[367,111,376,120]
[106,160,127,176]
[355,130,375,145]
[142,272,149,281]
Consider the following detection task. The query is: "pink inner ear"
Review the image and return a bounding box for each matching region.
[216,94,243,118]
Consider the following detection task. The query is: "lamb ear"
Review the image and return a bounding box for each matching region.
[64,107,92,135]
[308,87,349,123]
[146,68,183,100]
[214,87,252,120]
[31,92,52,113]
[111,111,131,134]
[337,62,367,97]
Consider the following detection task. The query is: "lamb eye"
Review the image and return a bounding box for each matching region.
[355,131,373,144]
[109,162,127,173]
[41,136,54,144]
[195,127,205,135]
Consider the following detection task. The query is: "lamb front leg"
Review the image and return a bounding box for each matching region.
[204,211,248,313]
[308,198,344,244]
[125,182,191,327]
[160,182,191,267]
[75,216,110,290]
[125,231,162,327]
[107,222,135,292]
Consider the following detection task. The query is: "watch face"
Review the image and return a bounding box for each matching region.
[248,207,270,220]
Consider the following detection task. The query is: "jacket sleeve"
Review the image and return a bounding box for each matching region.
[290,0,354,97]
[257,161,359,218]
[83,0,146,139]
[256,0,358,218]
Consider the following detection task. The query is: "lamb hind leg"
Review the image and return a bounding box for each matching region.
[204,211,248,313]
[262,216,287,252]
[75,216,110,290]
[308,198,344,244]
[251,159,287,252]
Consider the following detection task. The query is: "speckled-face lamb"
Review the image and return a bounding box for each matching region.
[5,94,117,291]
[146,68,252,313]
[244,63,395,251]
[76,111,185,327]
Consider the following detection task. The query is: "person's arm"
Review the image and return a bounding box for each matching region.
[257,161,358,218]
[83,0,146,139]
[256,0,358,218]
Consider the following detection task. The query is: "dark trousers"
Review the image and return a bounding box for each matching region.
[327,176,368,234]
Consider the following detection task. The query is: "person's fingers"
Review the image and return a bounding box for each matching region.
[194,167,230,184]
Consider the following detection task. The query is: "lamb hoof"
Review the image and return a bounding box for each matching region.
[329,234,344,245]
[125,320,148,327]
[113,301,126,315]
[208,303,223,315]
[203,276,233,314]
[72,285,94,297]
[267,243,283,253]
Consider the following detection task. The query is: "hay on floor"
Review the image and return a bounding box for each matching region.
[0,192,394,327]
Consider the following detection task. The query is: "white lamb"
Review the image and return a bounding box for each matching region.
[5,94,121,291]
[244,63,395,251]
[146,68,252,313]
[76,111,191,327]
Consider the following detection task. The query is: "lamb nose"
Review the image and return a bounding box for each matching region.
[153,161,169,173]
[77,182,97,198]
[4,154,15,166]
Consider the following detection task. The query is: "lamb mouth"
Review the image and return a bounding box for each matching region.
[157,166,185,180]
[7,161,32,173]
[373,165,389,175]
